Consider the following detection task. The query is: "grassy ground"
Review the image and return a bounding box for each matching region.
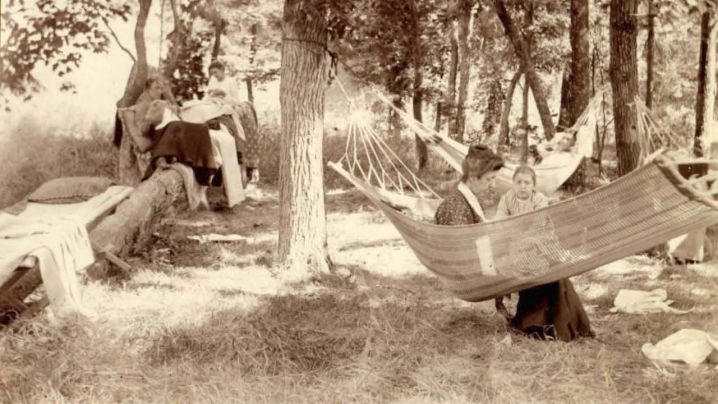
[1,185,717,404]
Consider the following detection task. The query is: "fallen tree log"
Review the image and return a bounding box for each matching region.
[88,168,186,278]
[0,169,186,328]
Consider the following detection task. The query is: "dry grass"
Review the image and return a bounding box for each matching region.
[1,117,717,403]
[2,190,718,403]
[0,117,117,209]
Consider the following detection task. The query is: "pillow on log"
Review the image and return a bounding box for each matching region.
[27,176,114,204]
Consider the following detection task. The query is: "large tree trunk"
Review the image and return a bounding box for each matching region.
[494,0,556,140]
[609,0,640,175]
[694,10,718,158]
[446,18,459,139]
[278,0,331,278]
[645,0,655,109]
[499,69,522,146]
[454,0,474,142]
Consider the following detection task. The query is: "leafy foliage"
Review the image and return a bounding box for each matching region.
[0,0,131,99]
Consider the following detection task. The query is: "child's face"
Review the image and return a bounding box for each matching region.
[513,173,534,200]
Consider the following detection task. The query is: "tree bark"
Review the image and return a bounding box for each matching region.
[278,0,331,277]
[117,0,152,109]
[609,0,640,175]
[411,0,428,171]
[90,170,185,268]
[454,0,474,142]
[245,23,259,104]
[446,18,459,138]
[117,0,152,185]
[162,0,185,80]
[482,79,502,139]
[413,67,427,171]
[520,74,529,162]
[499,70,522,146]
[493,0,556,140]
[434,102,443,132]
[563,0,590,128]
[245,78,255,104]
[211,19,224,61]
[558,67,571,129]
[694,10,718,158]
[645,0,655,109]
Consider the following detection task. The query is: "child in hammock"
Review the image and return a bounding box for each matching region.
[494,165,593,342]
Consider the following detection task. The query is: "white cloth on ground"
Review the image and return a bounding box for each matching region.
[0,214,94,314]
[642,329,718,368]
[610,288,690,314]
[209,126,245,207]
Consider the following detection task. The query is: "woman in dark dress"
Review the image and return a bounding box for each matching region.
[435,144,592,342]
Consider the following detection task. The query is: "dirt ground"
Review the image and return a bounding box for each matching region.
[1,185,717,404]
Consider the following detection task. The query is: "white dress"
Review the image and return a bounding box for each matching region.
[206,76,242,105]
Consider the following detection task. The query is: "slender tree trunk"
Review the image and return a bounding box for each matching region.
[245,78,254,104]
[645,0,655,109]
[694,10,718,158]
[609,0,640,175]
[520,74,529,162]
[413,65,427,171]
[211,20,224,61]
[499,69,522,145]
[482,79,502,139]
[162,0,184,80]
[278,0,331,277]
[447,19,459,138]
[568,0,590,126]
[117,0,152,108]
[455,0,474,142]
[558,67,571,129]
[244,23,259,105]
[494,0,556,140]
[117,0,152,185]
[411,0,428,171]
[434,102,443,132]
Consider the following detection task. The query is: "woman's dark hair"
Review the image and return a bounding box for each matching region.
[208,61,225,72]
[144,77,158,89]
[460,144,504,182]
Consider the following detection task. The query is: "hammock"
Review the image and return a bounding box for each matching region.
[328,82,718,302]
[372,90,601,195]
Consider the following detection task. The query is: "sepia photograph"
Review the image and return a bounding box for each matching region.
[1,0,717,402]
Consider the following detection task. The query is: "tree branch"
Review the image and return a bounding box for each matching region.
[102,17,136,63]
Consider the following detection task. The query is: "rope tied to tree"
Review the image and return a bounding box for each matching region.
[282,36,339,84]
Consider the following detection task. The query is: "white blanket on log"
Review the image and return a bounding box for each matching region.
[0,214,93,314]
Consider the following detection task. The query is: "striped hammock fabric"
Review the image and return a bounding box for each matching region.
[329,156,718,302]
